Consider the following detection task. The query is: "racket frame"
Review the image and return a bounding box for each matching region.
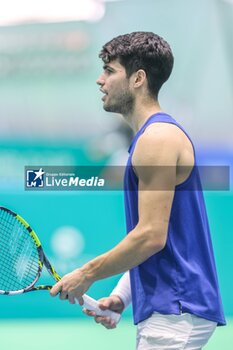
[0,207,121,323]
[0,206,61,295]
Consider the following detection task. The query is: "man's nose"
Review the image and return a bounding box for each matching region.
[96,74,105,86]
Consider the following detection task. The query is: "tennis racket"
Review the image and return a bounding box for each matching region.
[0,206,120,323]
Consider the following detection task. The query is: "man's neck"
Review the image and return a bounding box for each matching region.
[123,99,162,134]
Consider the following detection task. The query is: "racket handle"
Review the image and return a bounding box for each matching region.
[80,294,121,324]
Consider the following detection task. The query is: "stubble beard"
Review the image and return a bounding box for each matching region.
[103,89,135,116]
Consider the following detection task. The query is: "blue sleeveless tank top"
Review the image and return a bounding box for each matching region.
[124,112,226,326]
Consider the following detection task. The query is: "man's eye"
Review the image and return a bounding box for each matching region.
[106,68,113,74]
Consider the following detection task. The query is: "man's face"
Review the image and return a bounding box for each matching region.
[96,60,135,115]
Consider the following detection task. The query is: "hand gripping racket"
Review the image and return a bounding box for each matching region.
[0,207,120,323]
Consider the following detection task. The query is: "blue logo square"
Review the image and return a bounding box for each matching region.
[26,169,45,188]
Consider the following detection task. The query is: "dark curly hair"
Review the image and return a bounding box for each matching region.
[99,32,174,98]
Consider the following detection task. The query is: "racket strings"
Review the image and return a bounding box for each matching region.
[0,231,39,290]
[0,210,40,292]
[0,244,39,290]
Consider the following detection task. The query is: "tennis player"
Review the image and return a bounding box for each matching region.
[50,32,226,349]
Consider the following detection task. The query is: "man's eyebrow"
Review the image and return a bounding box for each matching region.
[103,64,115,70]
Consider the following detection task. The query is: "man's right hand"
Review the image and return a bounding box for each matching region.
[82,295,124,329]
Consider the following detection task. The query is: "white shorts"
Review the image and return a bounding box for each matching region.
[136,312,217,350]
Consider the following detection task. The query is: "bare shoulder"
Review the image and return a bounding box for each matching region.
[132,122,183,166]
[144,122,186,140]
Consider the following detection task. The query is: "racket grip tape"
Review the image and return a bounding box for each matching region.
[80,294,121,324]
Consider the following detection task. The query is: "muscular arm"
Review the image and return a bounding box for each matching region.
[81,124,178,278]
[50,124,179,300]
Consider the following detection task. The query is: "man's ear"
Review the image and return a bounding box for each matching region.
[133,69,147,88]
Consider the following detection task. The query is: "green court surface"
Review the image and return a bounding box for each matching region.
[0,318,232,350]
